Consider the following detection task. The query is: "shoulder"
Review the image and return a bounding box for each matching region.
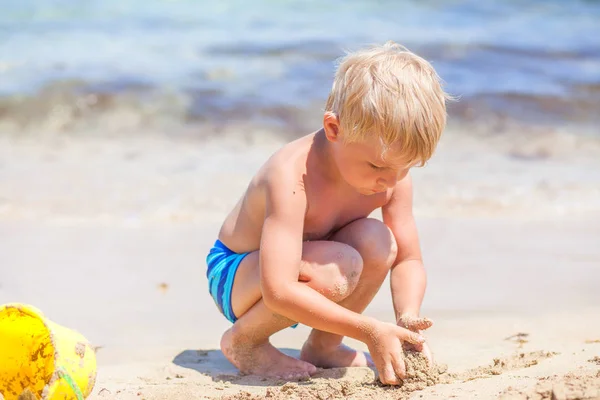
[254,137,311,209]
[257,134,313,190]
[383,172,414,209]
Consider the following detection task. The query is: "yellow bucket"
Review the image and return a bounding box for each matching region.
[0,304,97,400]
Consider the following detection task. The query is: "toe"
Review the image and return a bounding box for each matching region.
[305,362,318,375]
[284,370,310,381]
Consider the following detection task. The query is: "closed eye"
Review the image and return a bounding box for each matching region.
[368,162,385,170]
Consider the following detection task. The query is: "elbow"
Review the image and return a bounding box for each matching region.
[262,286,292,315]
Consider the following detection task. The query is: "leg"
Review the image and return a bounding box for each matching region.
[300,218,398,368]
[220,240,363,379]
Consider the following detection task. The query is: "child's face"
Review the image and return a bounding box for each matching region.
[332,137,413,195]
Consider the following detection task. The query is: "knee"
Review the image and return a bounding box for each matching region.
[325,245,363,302]
[351,218,397,272]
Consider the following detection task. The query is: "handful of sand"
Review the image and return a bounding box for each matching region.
[398,349,446,391]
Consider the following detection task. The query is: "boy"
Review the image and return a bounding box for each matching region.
[206,41,449,385]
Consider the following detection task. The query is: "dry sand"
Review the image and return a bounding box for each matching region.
[1,131,599,399]
[498,372,600,400]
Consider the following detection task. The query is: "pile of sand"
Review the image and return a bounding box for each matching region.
[498,371,600,400]
[218,350,566,400]
[221,350,444,400]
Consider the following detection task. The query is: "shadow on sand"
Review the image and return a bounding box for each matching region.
[172,348,358,387]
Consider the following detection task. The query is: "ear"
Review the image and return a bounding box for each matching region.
[323,112,341,142]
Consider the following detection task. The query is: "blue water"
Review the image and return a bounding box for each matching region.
[1,0,599,130]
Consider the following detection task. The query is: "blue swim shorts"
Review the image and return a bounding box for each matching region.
[205,239,298,328]
[206,239,249,324]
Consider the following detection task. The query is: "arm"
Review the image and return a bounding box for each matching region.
[381,173,427,322]
[258,167,376,342]
[260,166,425,384]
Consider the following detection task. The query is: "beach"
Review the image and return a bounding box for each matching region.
[1,1,600,398]
[1,124,599,399]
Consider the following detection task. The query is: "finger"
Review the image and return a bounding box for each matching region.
[422,346,434,367]
[380,362,399,386]
[399,315,434,331]
[402,341,422,351]
[413,317,433,331]
[409,342,424,352]
[391,353,407,381]
[397,326,425,345]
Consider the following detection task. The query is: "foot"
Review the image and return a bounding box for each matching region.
[300,339,374,368]
[221,328,317,380]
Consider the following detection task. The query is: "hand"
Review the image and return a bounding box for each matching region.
[398,314,434,366]
[364,320,425,385]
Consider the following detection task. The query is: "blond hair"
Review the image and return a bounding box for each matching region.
[325,41,451,166]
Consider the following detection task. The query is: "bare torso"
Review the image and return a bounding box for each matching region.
[218,131,391,253]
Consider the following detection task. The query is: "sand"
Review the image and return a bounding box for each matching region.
[215,350,598,400]
[441,350,558,383]
[499,371,600,400]
[216,350,445,400]
[1,130,599,399]
[75,338,598,399]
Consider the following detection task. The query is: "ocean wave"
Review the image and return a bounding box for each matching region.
[2,1,599,135]
[1,78,598,138]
